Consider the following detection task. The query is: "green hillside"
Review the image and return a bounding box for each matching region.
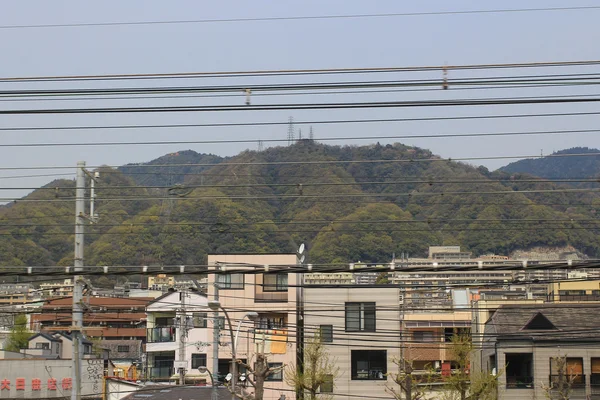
[2,141,600,274]
[499,147,600,180]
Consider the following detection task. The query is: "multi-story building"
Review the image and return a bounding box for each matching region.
[145,290,210,382]
[207,253,298,400]
[39,279,74,298]
[303,286,402,400]
[304,272,355,285]
[30,296,152,341]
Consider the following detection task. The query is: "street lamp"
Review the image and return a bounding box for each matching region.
[208,300,259,400]
[197,366,215,387]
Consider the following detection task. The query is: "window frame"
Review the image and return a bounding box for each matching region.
[265,362,283,381]
[193,312,208,328]
[319,325,333,343]
[191,353,207,369]
[320,374,334,393]
[413,330,435,343]
[217,273,244,290]
[263,273,288,292]
[505,353,534,389]
[36,342,50,350]
[351,350,387,380]
[345,302,376,332]
[117,345,130,353]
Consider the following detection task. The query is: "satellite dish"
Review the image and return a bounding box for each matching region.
[298,243,305,255]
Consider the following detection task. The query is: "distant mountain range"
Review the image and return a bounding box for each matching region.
[499,147,600,181]
[2,142,600,282]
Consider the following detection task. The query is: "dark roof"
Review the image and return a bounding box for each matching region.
[122,385,231,400]
[29,332,61,343]
[52,332,93,345]
[147,291,206,306]
[485,304,600,341]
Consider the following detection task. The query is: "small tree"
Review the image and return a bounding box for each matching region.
[5,314,31,352]
[541,355,578,400]
[386,357,431,400]
[285,334,339,400]
[231,353,285,400]
[441,332,499,400]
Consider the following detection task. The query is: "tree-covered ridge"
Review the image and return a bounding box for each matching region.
[499,147,600,180]
[2,142,600,271]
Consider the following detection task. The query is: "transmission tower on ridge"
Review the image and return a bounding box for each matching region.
[287,116,295,145]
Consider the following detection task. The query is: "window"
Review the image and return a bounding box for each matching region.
[351,350,387,380]
[444,327,471,342]
[256,315,286,330]
[192,354,207,369]
[505,353,533,389]
[345,302,376,332]
[320,374,334,393]
[319,325,333,343]
[413,331,435,342]
[217,274,244,289]
[36,342,50,350]
[266,363,283,381]
[263,273,288,292]
[117,345,130,353]
[193,312,208,328]
[550,357,584,386]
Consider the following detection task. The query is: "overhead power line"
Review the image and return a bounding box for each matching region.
[0,7,598,30]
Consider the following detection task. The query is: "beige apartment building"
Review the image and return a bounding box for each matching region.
[207,253,298,400]
[303,286,402,400]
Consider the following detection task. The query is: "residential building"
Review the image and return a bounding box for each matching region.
[547,278,600,302]
[39,279,74,298]
[303,286,402,400]
[0,283,36,305]
[31,296,152,340]
[481,304,600,400]
[304,272,355,285]
[207,253,298,400]
[23,332,95,359]
[145,290,210,382]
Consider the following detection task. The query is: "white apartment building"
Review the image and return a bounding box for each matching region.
[145,291,210,382]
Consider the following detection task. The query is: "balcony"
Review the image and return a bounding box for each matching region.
[506,376,534,389]
[148,366,174,380]
[147,327,176,343]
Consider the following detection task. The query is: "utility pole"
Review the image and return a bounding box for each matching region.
[178,290,187,385]
[212,283,220,400]
[72,161,85,400]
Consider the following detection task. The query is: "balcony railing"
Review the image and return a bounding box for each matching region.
[549,374,586,388]
[147,327,176,343]
[148,366,174,379]
[506,376,534,389]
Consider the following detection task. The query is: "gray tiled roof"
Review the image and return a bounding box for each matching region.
[122,385,231,400]
[485,304,600,341]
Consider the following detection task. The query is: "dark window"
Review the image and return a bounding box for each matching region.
[351,350,387,380]
[193,313,208,328]
[192,354,207,369]
[413,331,435,342]
[506,353,533,389]
[256,315,286,330]
[319,325,333,342]
[217,274,244,289]
[320,374,334,393]
[263,273,288,292]
[117,345,130,352]
[266,363,283,381]
[345,302,376,332]
[444,327,471,342]
[36,342,50,349]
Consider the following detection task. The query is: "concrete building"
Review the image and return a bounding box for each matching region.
[482,304,600,400]
[303,286,402,400]
[31,296,152,341]
[207,253,298,400]
[304,272,356,285]
[145,290,210,382]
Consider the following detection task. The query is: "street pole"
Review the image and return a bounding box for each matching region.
[179,290,187,385]
[72,161,85,400]
[212,283,220,400]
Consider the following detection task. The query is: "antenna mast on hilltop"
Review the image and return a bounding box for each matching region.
[287,116,295,145]
[309,126,314,141]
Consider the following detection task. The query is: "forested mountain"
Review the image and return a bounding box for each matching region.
[499,147,600,180]
[2,141,600,274]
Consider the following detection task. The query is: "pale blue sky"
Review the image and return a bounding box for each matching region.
[1,0,599,196]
